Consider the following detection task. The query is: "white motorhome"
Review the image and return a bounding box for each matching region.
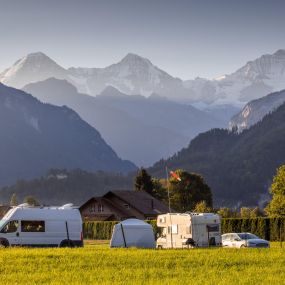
[0,203,83,247]
[156,213,221,248]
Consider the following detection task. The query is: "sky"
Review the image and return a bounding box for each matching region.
[1,0,285,80]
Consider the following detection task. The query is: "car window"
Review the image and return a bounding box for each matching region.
[237,233,259,240]
[230,234,239,241]
[222,234,229,241]
[0,220,19,233]
[21,220,45,232]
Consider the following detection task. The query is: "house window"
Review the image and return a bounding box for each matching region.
[89,204,96,213]
[21,221,45,232]
[124,204,130,209]
[98,204,104,212]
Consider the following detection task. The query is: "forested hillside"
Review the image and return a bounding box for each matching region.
[0,169,133,205]
[150,102,285,207]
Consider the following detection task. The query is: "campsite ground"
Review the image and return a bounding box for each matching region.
[0,241,284,284]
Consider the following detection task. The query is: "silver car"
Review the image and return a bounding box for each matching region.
[222,233,270,248]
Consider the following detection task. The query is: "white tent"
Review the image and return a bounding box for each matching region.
[110,219,155,248]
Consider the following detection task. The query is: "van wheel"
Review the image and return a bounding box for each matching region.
[60,240,74,248]
[0,239,9,248]
[157,245,163,249]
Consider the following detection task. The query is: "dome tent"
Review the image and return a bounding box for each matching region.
[110,219,155,248]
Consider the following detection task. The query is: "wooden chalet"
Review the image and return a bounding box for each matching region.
[80,190,169,221]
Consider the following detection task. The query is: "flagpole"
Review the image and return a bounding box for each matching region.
[166,166,173,249]
[166,166,171,213]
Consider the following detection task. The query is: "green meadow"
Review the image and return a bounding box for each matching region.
[0,241,284,285]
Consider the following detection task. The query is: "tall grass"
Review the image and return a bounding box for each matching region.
[0,245,284,284]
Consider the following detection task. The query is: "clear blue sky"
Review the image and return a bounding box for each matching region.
[1,0,285,79]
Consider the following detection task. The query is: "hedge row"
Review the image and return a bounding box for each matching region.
[83,217,285,241]
[83,220,160,240]
[221,217,285,241]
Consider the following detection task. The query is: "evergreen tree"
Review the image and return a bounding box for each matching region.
[134,168,154,194]
[265,165,285,216]
[217,207,233,218]
[24,196,40,206]
[193,200,212,213]
[152,178,167,201]
[10,193,18,206]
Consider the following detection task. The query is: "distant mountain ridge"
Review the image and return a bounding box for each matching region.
[149,101,285,207]
[1,50,285,106]
[0,83,136,186]
[184,49,285,106]
[229,89,285,132]
[23,78,225,166]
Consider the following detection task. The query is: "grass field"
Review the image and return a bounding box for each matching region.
[0,241,284,285]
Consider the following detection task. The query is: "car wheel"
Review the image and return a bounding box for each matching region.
[0,239,9,248]
[240,244,246,248]
[157,245,163,249]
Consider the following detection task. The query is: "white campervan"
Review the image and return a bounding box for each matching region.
[0,203,83,247]
[156,213,221,248]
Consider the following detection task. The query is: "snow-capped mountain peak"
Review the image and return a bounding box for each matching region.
[119,53,152,66]
[0,52,66,88]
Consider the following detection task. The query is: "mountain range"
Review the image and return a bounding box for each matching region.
[23,78,224,166]
[0,83,136,186]
[1,50,285,107]
[149,100,285,207]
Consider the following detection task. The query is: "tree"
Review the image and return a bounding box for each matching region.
[265,165,285,216]
[169,169,212,212]
[151,178,167,201]
[193,200,212,213]
[134,168,154,194]
[10,193,18,206]
[240,207,251,218]
[24,196,40,206]
[217,207,233,218]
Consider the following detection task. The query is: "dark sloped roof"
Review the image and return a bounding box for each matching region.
[104,190,169,215]
[79,197,128,217]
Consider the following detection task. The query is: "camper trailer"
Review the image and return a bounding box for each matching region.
[156,213,221,248]
[0,203,83,247]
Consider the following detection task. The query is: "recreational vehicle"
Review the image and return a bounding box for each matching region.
[0,203,83,247]
[156,213,221,248]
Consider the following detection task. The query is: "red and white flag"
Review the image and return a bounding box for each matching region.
[170,171,182,181]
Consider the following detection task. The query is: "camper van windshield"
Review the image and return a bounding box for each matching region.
[0,220,6,229]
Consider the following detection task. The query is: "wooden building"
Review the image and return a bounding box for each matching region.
[80,190,169,221]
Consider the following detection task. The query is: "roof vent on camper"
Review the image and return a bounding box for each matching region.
[59,203,74,209]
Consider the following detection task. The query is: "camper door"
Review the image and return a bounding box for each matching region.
[0,220,20,245]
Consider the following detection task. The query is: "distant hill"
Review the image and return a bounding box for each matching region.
[149,102,285,207]
[23,78,225,166]
[229,89,285,132]
[0,83,136,186]
[0,169,133,205]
